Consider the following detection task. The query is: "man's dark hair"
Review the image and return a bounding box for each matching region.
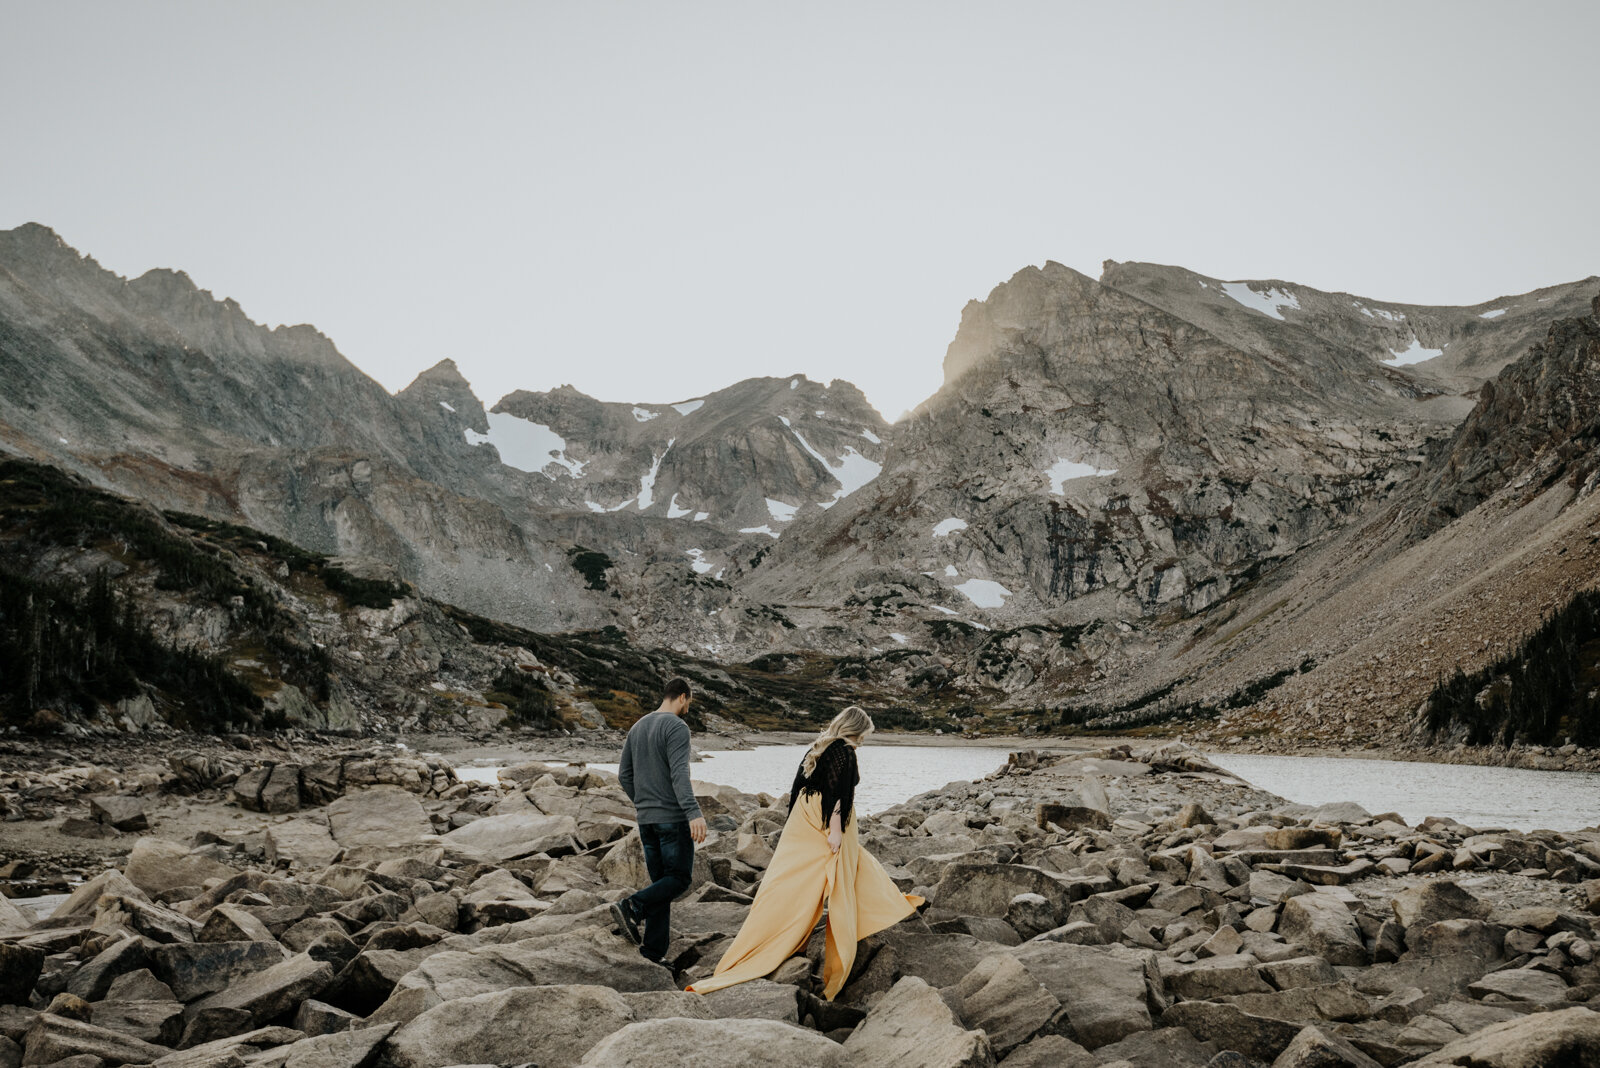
[662,677,692,703]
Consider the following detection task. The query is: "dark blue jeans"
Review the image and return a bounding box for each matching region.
[629,821,694,962]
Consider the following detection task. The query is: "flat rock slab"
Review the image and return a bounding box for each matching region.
[21,1013,169,1067]
[123,838,237,896]
[1467,967,1569,1005]
[280,1023,395,1068]
[327,788,433,850]
[385,926,674,1006]
[267,818,342,872]
[1411,1006,1600,1067]
[580,1017,850,1068]
[700,979,801,1024]
[441,811,579,863]
[1264,860,1376,886]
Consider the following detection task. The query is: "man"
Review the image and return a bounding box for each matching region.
[612,677,706,963]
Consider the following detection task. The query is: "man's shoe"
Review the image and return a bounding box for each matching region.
[611,901,642,946]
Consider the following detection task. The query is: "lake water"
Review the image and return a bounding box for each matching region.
[459,745,1600,831]
[1207,753,1600,832]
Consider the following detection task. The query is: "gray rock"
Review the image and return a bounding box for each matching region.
[1092,1027,1221,1067]
[1009,941,1156,1049]
[1258,956,1338,991]
[441,811,580,863]
[197,905,277,945]
[1165,956,1273,999]
[383,926,673,1006]
[993,1034,1094,1067]
[0,1035,18,1068]
[1158,1002,1303,1063]
[48,872,148,922]
[88,796,148,833]
[122,839,236,897]
[103,971,174,1003]
[185,953,334,1027]
[150,1025,307,1068]
[327,788,434,850]
[67,939,154,1004]
[1271,1025,1383,1068]
[1409,1005,1600,1066]
[19,1014,169,1067]
[580,1017,850,1067]
[86,999,185,1046]
[177,1006,255,1049]
[949,954,1061,1059]
[931,864,1068,920]
[1466,967,1569,1005]
[842,977,995,1068]
[385,984,628,1068]
[1278,894,1366,966]
[150,940,289,1002]
[265,818,342,873]
[699,979,800,1024]
[1390,881,1490,930]
[292,1000,361,1038]
[280,1023,393,1068]
[621,991,715,1022]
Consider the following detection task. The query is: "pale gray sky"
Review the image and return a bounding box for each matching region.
[4,2,1596,420]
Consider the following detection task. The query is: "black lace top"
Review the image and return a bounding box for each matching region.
[788,738,859,830]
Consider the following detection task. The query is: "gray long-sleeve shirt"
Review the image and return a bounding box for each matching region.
[617,710,703,824]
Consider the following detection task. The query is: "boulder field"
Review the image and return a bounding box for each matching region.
[4,742,1600,1067]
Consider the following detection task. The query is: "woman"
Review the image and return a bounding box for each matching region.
[687,706,924,1000]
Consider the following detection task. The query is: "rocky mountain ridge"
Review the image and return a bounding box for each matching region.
[3,221,1598,740]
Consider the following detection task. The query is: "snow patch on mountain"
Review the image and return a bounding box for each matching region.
[672,399,705,416]
[788,427,883,503]
[1046,457,1117,494]
[632,407,659,422]
[766,498,798,522]
[932,518,967,538]
[1385,338,1444,366]
[956,579,1012,608]
[466,412,585,478]
[1220,282,1300,321]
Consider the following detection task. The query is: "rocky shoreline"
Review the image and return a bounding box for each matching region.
[4,733,1600,1065]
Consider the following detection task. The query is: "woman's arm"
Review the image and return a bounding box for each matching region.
[827,803,843,853]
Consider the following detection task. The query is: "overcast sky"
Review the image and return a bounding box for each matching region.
[4,2,1596,420]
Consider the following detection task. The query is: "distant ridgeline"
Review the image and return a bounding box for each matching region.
[1423,590,1600,746]
[0,458,962,735]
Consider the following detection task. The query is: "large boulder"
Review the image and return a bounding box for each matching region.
[929,864,1067,920]
[1272,1025,1383,1068]
[185,953,334,1026]
[1390,881,1490,930]
[1159,1001,1304,1063]
[279,1023,393,1068]
[948,953,1061,1058]
[1278,893,1367,966]
[382,926,673,1006]
[441,811,580,863]
[88,796,148,833]
[386,985,633,1068]
[150,940,289,1002]
[1010,941,1157,1049]
[20,1014,169,1066]
[327,788,433,850]
[841,976,994,1068]
[123,839,236,897]
[0,892,34,937]
[266,818,342,872]
[1410,1006,1600,1067]
[579,1017,850,1067]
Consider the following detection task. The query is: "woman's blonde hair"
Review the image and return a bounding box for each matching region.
[801,705,874,776]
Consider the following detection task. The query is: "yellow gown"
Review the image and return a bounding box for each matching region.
[687,789,924,1000]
